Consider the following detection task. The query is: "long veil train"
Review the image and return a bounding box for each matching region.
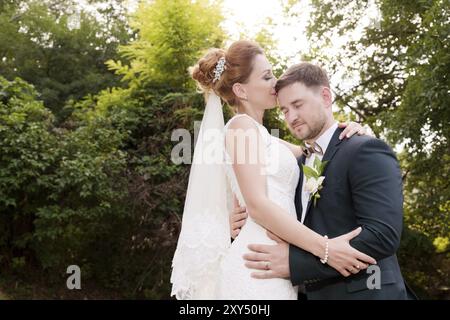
[170,91,231,299]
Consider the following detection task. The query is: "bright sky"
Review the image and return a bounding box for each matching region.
[221,0,311,64]
[221,0,381,83]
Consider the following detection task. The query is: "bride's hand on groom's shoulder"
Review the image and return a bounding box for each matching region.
[338,121,371,140]
[327,227,377,277]
[230,205,247,239]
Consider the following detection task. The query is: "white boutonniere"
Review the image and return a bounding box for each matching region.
[302,157,329,207]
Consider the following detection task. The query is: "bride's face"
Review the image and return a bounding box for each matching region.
[240,54,277,110]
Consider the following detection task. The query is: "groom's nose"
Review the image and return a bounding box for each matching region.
[286,113,298,126]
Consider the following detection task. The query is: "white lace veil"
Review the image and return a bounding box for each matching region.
[170,91,231,299]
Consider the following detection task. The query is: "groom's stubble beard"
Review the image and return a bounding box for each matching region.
[291,109,328,143]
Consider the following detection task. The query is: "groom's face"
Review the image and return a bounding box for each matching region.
[277,82,330,141]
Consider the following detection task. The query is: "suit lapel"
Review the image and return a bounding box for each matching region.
[295,155,306,221]
[303,128,344,221]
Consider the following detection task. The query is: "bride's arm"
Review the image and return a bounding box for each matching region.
[274,138,304,158]
[226,117,375,273]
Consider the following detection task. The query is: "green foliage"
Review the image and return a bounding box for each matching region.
[0,0,130,118]
[0,75,130,287]
[1,0,228,299]
[107,0,224,90]
[0,76,57,267]
[69,0,225,297]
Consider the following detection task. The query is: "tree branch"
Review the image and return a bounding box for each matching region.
[332,90,367,121]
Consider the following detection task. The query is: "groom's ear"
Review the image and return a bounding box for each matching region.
[321,86,333,108]
[232,83,247,101]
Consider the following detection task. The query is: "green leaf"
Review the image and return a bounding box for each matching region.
[313,156,322,172]
[320,160,329,173]
[302,164,319,179]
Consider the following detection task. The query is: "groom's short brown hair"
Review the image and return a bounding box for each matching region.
[275,62,330,93]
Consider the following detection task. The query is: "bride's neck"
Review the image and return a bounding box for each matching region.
[236,106,264,125]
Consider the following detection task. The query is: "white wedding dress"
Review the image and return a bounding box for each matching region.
[216,114,300,300]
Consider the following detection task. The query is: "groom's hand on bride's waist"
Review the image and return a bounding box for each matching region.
[243,231,290,280]
[230,205,247,239]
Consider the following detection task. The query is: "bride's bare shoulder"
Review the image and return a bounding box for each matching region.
[226,114,258,131]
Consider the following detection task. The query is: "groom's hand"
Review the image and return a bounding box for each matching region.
[243,231,290,279]
[230,205,247,239]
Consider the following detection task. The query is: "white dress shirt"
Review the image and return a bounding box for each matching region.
[300,122,338,224]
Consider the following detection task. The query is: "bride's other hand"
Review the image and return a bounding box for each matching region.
[338,121,368,140]
[326,227,377,277]
[230,196,247,239]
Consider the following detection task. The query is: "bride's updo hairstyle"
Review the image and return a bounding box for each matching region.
[190,40,263,107]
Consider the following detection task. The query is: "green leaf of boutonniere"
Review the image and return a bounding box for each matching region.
[313,156,322,172]
[302,157,329,207]
[303,165,319,179]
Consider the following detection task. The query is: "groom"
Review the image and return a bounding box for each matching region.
[232,62,416,299]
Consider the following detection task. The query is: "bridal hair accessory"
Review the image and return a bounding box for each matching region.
[213,57,226,83]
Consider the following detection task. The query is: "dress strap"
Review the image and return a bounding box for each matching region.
[224,114,267,133]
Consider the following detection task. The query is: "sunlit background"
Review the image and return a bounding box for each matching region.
[85,0,382,115]
[0,0,447,300]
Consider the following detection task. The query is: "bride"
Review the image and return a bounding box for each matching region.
[170,40,375,299]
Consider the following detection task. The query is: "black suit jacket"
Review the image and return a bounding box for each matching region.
[289,127,416,299]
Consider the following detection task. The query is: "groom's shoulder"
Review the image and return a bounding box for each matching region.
[339,134,393,155]
[340,134,376,148]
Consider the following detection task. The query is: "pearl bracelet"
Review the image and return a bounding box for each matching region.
[320,235,329,264]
